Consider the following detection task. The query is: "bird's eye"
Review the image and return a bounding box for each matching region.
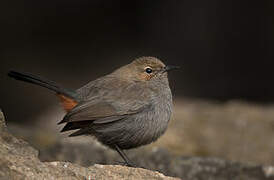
[145,67,153,74]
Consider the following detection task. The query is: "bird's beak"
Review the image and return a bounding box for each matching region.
[162,65,180,73]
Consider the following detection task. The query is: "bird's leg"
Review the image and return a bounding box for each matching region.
[114,145,135,167]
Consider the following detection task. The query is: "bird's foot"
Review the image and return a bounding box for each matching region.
[116,161,137,168]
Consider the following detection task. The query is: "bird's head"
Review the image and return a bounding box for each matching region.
[114,57,179,83]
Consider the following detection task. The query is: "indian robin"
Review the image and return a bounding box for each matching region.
[8,56,179,166]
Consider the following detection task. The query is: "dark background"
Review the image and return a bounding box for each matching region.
[0,0,273,123]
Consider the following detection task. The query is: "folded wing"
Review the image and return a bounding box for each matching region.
[59,77,152,137]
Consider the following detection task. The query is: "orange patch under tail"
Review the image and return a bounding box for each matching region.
[56,93,78,112]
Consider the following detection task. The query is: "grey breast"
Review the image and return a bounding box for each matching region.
[74,75,173,149]
[107,80,173,149]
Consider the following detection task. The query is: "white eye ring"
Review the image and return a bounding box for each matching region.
[145,66,153,74]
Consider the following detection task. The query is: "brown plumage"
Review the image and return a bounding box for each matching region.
[8,57,179,167]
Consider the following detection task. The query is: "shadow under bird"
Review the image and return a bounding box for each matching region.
[8,57,179,167]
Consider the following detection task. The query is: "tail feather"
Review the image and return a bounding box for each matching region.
[68,127,91,137]
[8,70,79,101]
[60,121,92,132]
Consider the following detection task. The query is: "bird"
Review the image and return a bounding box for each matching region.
[8,56,179,167]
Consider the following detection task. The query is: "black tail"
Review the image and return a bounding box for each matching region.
[8,70,78,100]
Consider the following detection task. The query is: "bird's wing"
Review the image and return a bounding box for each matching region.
[59,77,152,125]
[59,100,151,125]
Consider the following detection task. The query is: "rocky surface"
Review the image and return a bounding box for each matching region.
[165,99,274,166]
[38,140,274,180]
[2,110,274,179]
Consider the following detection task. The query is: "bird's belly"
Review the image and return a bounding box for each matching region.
[129,108,171,148]
[94,101,172,150]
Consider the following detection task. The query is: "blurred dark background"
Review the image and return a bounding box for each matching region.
[1,0,274,124]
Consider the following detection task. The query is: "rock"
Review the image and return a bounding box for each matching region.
[0,111,178,180]
[38,141,274,180]
[155,99,274,165]
[2,111,274,179]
